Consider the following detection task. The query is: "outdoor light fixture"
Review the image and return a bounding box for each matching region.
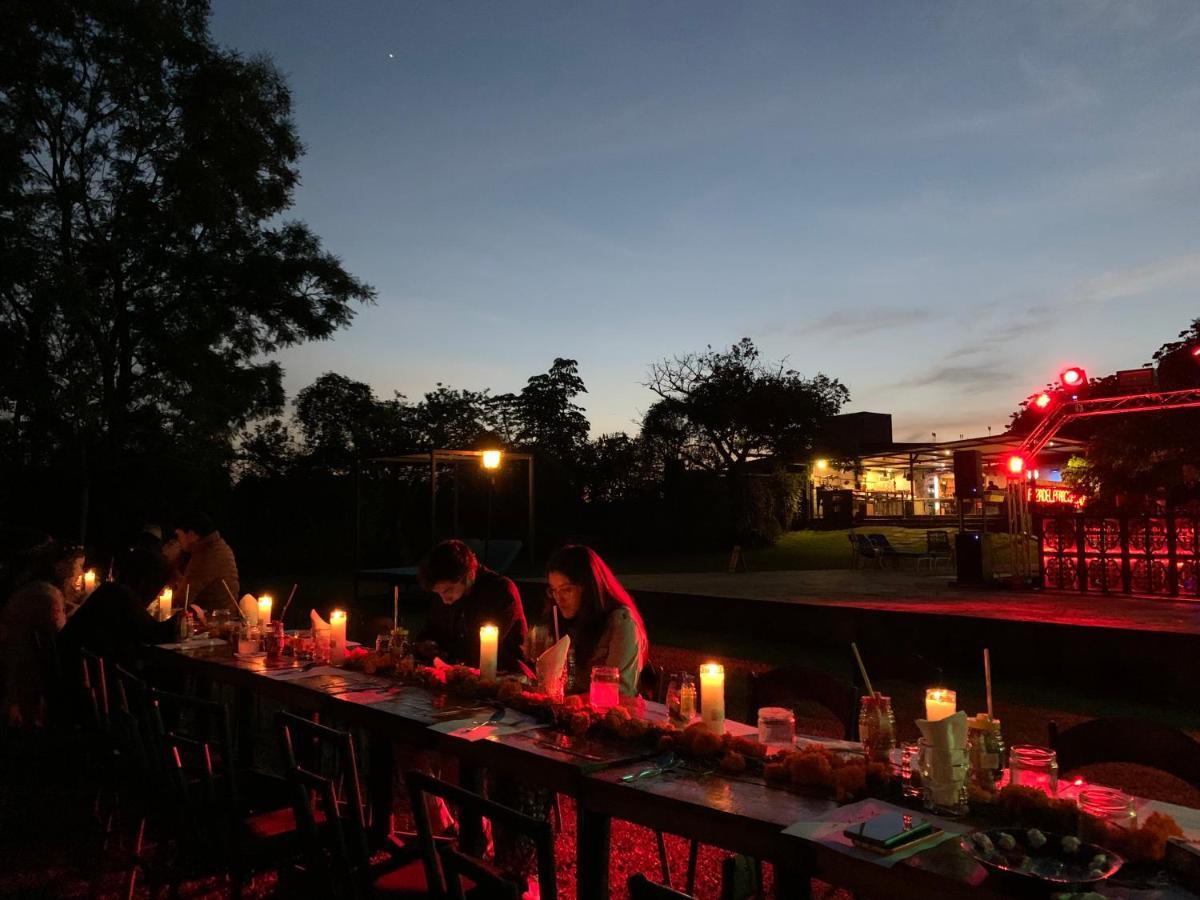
[481,449,502,470]
[1191,345,1200,362]
[1007,454,1026,475]
[1059,366,1087,387]
[815,458,829,471]
[1033,392,1053,410]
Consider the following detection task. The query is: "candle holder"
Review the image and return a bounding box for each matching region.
[1008,745,1059,797]
[699,663,725,735]
[925,687,957,721]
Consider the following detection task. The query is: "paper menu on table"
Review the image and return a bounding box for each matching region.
[430,711,546,742]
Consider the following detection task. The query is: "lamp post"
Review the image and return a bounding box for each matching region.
[481,450,501,567]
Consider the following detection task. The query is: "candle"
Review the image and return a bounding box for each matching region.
[479,624,499,681]
[257,595,273,626]
[925,687,957,721]
[160,587,174,621]
[83,569,97,594]
[330,609,347,665]
[699,662,725,735]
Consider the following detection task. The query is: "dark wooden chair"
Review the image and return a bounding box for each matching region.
[920,530,953,572]
[848,534,883,568]
[406,769,558,900]
[278,712,424,899]
[750,664,857,740]
[867,533,923,568]
[1050,717,1200,790]
[629,873,694,899]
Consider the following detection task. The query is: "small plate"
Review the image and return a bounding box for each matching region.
[960,828,1123,887]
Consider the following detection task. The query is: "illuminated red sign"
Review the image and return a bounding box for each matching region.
[1027,484,1083,507]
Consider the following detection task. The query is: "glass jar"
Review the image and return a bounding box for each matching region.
[589,666,621,710]
[757,707,796,748]
[897,742,922,800]
[918,739,969,816]
[858,694,896,763]
[1078,786,1137,837]
[390,627,410,660]
[666,673,697,723]
[1009,745,1059,796]
[967,715,1006,795]
[265,621,285,662]
[313,625,332,663]
[236,623,262,656]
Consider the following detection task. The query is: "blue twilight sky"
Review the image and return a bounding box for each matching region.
[210,0,1200,442]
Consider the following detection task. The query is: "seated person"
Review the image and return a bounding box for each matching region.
[545,544,648,698]
[59,547,186,671]
[414,539,526,672]
[173,511,238,609]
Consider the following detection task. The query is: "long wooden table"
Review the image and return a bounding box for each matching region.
[149,642,1200,900]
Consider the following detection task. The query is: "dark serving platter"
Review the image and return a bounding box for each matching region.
[961,827,1123,887]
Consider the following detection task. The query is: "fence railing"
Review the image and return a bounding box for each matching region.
[1037,513,1200,598]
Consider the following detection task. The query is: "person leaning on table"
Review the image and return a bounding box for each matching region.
[172,510,238,609]
[414,539,527,671]
[545,543,648,697]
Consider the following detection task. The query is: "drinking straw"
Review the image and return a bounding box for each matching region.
[184,584,190,606]
[281,583,299,621]
[850,642,876,697]
[221,579,246,619]
[984,648,994,720]
[552,605,560,643]
[393,586,399,631]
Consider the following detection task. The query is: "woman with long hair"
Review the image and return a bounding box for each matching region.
[545,544,648,697]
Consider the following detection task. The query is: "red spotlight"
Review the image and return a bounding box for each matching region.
[1191,345,1200,361]
[1033,392,1052,410]
[1059,366,1087,387]
[1007,454,1025,475]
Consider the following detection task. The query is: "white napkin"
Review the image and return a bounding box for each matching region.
[916,711,969,807]
[536,635,571,694]
[240,594,259,626]
[310,609,329,631]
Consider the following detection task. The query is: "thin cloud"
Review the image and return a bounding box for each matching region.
[1070,253,1200,305]
[780,306,946,339]
[899,361,1012,391]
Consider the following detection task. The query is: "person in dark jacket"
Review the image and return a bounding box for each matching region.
[59,547,184,670]
[414,539,526,672]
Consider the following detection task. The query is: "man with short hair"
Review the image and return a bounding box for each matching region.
[174,511,239,609]
[415,539,526,672]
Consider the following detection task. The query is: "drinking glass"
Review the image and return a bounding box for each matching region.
[265,622,284,662]
[1009,745,1059,796]
[313,625,332,663]
[918,739,969,816]
[236,624,261,656]
[897,741,922,799]
[296,630,315,661]
[1078,786,1137,839]
[857,694,896,763]
[589,666,621,710]
[375,634,392,654]
[757,707,796,747]
[665,672,697,723]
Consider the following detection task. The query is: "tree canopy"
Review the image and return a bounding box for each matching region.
[0,0,373,484]
[643,338,850,475]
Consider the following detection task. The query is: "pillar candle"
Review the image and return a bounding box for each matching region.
[699,662,725,735]
[160,587,174,621]
[257,595,273,626]
[925,687,957,721]
[330,609,347,665]
[479,624,499,681]
[83,569,97,594]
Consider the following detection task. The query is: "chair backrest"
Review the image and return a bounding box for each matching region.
[851,534,877,556]
[79,647,111,735]
[405,769,557,900]
[276,711,370,867]
[750,665,857,740]
[1050,717,1200,790]
[629,874,694,900]
[927,530,951,553]
[282,764,359,900]
[866,533,892,550]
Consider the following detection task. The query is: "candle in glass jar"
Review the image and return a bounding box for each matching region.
[330,609,347,665]
[257,595,273,626]
[699,662,725,735]
[83,569,97,594]
[925,687,957,721]
[479,624,499,680]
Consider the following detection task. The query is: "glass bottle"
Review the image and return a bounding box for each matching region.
[857,694,896,763]
[1008,745,1059,796]
[966,714,1006,795]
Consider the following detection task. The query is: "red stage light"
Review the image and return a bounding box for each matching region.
[1191,345,1200,361]
[1034,392,1052,410]
[1007,454,1025,475]
[1059,366,1086,387]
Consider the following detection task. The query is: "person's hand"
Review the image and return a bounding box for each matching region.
[189,604,207,627]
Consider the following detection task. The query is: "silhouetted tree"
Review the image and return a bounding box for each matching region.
[0,0,373,536]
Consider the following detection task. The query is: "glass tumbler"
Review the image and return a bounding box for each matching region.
[1009,745,1059,797]
[857,694,896,763]
[666,673,697,723]
[589,666,621,710]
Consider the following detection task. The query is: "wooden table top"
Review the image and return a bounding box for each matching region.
[150,642,1200,900]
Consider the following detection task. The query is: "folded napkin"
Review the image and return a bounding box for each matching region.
[310,609,329,631]
[916,711,969,807]
[537,635,571,695]
[240,594,259,626]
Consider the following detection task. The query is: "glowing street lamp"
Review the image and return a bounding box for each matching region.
[814,458,829,471]
[481,449,502,565]
[481,449,502,470]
